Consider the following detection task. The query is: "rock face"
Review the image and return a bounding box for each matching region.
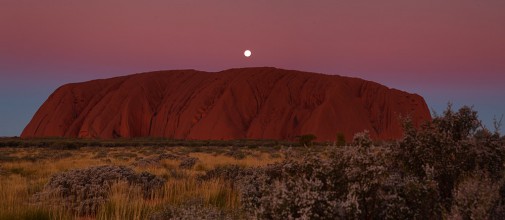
[21,67,431,141]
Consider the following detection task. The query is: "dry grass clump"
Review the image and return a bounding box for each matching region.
[32,165,165,216]
[224,148,247,160]
[96,181,160,220]
[178,157,199,169]
[149,198,237,220]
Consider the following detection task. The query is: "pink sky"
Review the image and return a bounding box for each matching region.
[1,0,505,136]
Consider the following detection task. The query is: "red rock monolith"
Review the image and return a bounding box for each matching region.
[21,67,431,141]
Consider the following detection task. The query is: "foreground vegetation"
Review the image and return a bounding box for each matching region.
[1,105,505,219]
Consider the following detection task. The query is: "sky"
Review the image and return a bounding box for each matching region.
[1,0,505,136]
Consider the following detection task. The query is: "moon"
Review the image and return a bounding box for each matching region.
[244,50,251,57]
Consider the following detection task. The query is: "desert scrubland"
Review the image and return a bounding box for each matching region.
[1,106,505,219]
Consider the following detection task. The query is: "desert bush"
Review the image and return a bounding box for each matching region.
[159,153,180,160]
[224,148,246,160]
[18,150,73,162]
[395,105,505,211]
[234,105,505,219]
[92,150,108,159]
[269,153,282,159]
[339,143,389,218]
[0,140,21,147]
[132,152,179,168]
[297,134,317,147]
[197,165,250,182]
[111,152,137,160]
[336,132,346,146]
[32,165,165,216]
[448,172,501,219]
[352,130,372,148]
[239,154,347,219]
[235,143,441,219]
[492,181,505,219]
[149,199,235,220]
[133,157,163,168]
[49,141,82,150]
[179,157,198,169]
[340,142,440,219]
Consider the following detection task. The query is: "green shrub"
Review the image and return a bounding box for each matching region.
[396,105,505,211]
[352,130,372,148]
[297,134,317,147]
[336,132,346,146]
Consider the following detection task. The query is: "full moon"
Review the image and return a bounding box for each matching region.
[244,50,251,57]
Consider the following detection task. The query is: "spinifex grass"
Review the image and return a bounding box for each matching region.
[0,146,282,219]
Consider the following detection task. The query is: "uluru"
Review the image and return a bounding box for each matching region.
[21,67,431,141]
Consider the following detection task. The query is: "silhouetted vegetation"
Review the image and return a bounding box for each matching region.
[297,134,317,146]
[336,132,346,146]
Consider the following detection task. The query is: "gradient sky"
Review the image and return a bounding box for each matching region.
[1,0,505,136]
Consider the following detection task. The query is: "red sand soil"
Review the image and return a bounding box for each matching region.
[21,67,431,141]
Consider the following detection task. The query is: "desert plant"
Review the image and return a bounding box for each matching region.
[352,130,372,148]
[179,157,198,169]
[395,105,505,211]
[197,164,250,182]
[336,132,346,146]
[448,172,501,220]
[149,199,235,220]
[32,165,165,216]
[297,134,317,147]
[239,154,347,219]
[224,148,246,160]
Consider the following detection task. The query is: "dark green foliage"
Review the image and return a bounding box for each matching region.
[297,134,317,146]
[336,132,346,146]
[0,139,21,148]
[395,105,505,217]
[396,105,505,211]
